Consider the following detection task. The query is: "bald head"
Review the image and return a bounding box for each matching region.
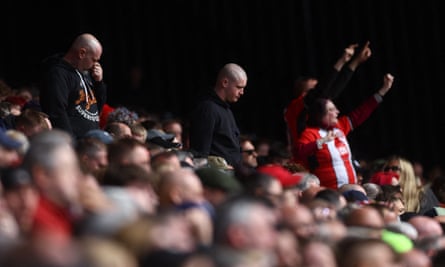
[71,33,102,54]
[217,63,247,83]
[158,168,204,207]
[337,237,399,267]
[409,216,443,240]
[280,204,316,240]
[64,33,102,72]
[344,206,385,229]
[401,248,431,267]
[215,63,247,103]
[302,241,337,267]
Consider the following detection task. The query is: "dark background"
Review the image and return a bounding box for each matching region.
[1,1,445,174]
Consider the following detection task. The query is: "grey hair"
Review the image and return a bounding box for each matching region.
[362,183,382,200]
[22,129,74,172]
[297,173,320,191]
[213,196,271,244]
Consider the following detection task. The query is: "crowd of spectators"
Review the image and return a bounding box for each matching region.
[1,38,445,267]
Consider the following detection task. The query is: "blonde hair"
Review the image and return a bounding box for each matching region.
[396,158,424,212]
[130,123,147,142]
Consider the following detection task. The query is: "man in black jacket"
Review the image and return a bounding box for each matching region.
[189,63,247,168]
[39,33,106,139]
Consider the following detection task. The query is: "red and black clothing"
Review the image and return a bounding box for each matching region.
[295,94,382,189]
[284,67,355,160]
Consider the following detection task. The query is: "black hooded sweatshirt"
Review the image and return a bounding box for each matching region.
[39,54,106,139]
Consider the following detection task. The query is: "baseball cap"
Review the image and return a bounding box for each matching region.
[147,129,174,141]
[369,171,399,186]
[146,129,181,148]
[257,164,302,188]
[0,128,21,150]
[195,167,242,193]
[207,155,232,170]
[342,189,369,203]
[4,95,27,108]
[84,129,114,144]
[0,167,32,191]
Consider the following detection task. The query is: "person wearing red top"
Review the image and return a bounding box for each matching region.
[31,195,74,237]
[295,74,394,189]
[22,129,82,239]
[284,42,372,160]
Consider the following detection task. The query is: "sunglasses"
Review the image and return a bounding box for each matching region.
[242,149,256,155]
[384,166,401,172]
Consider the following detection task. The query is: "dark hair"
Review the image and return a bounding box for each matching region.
[315,188,344,207]
[266,140,290,163]
[14,109,49,129]
[107,137,146,165]
[101,163,152,186]
[306,98,329,127]
[75,137,106,157]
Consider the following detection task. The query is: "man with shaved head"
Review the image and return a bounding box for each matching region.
[409,215,445,256]
[409,216,443,240]
[156,168,213,246]
[189,63,247,168]
[40,33,107,139]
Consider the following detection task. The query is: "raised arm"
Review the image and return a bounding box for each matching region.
[316,43,357,98]
[348,73,394,128]
[317,42,372,100]
[348,41,372,71]
[325,41,372,99]
[333,43,358,71]
[377,73,395,97]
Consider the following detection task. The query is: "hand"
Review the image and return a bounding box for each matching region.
[90,62,103,82]
[378,73,395,96]
[323,130,336,143]
[342,43,359,62]
[349,41,372,70]
[334,43,358,71]
[317,130,336,148]
[355,41,372,63]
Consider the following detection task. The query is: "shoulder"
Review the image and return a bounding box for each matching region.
[196,95,225,111]
[42,55,74,74]
[337,116,352,132]
[299,127,321,139]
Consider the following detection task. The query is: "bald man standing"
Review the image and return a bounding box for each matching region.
[189,63,247,168]
[40,33,106,139]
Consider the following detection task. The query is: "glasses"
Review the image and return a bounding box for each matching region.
[384,166,401,172]
[242,149,256,155]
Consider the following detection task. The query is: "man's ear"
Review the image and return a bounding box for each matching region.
[169,186,182,205]
[78,47,87,59]
[221,78,229,88]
